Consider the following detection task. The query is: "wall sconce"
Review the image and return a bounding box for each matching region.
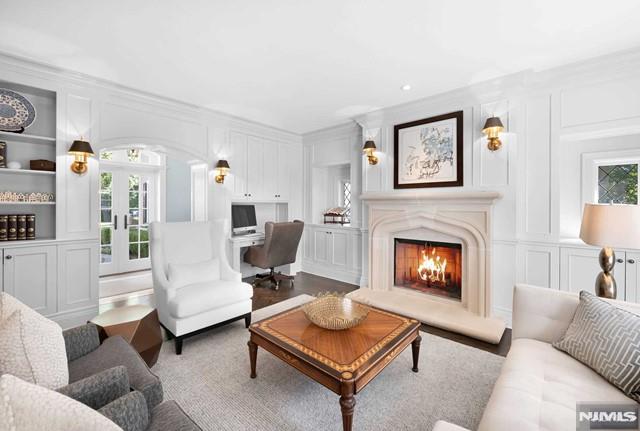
[68,139,95,174]
[363,140,378,165]
[214,159,230,183]
[482,116,504,151]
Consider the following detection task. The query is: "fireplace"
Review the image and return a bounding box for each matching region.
[394,238,462,301]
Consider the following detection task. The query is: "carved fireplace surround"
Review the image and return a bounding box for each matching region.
[348,190,506,344]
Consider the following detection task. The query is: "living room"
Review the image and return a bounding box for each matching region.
[1,1,640,430]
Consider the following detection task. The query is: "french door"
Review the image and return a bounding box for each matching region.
[100,167,157,276]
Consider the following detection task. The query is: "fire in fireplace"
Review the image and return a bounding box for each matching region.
[394,238,462,300]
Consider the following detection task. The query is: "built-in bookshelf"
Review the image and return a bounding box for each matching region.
[0,80,56,240]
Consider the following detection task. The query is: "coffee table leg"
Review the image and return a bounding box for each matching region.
[248,340,258,378]
[411,334,422,373]
[339,380,356,431]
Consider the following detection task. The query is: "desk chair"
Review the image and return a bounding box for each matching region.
[244,220,304,290]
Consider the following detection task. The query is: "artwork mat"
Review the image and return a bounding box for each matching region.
[393,111,463,189]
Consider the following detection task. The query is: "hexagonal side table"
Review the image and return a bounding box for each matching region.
[91,304,163,368]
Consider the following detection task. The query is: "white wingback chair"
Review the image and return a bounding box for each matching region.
[149,220,253,354]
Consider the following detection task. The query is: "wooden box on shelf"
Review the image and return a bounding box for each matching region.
[30,159,55,172]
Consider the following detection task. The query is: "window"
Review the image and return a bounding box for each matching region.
[598,163,638,204]
[342,181,352,220]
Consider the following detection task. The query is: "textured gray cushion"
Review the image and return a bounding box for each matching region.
[553,291,640,402]
[148,401,202,431]
[57,366,130,410]
[99,391,149,431]
[68,335,163,411]
[63,323,101,362]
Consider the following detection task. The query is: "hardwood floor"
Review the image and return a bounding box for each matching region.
[99,271,511,357]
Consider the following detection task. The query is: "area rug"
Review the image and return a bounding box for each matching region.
[153,295,504,431]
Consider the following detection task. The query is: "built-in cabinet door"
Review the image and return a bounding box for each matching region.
[331,230,349,268]
[314,230,331,264]
[277,143,291,201]
[57,241,99,313]
[625,252,640,303]
[3,245,57,315]
[246,136,264,200]
[229,132,248,201]
[560,247,626,299]
[263,139,279,199]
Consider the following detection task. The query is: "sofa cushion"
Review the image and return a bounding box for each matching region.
[168,280,253,319]
[553,290,640,402]
[478,338,635,431]
[168,258,220,289]
[68,335,163,411]
[0,309,68,390]
[147,400,202,431]
[0,374,122,431]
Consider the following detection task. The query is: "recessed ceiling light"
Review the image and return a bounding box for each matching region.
[401,84,411,91]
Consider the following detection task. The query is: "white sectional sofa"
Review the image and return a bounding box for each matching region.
[435,284,640,431]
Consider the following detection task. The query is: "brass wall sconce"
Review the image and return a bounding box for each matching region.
[363,140,378,165]
[214,159,230,183]
[68,139,95,174]
[482,116,504,151]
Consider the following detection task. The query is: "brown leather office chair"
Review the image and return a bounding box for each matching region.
[244,220,304,290]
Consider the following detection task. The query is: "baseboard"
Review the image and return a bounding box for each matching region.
[48,305,99,330]
[301,260,361,285]
[492,306,513,328]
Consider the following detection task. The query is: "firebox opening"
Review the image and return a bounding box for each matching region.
[394,238,462,301]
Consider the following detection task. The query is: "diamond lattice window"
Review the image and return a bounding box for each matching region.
[598,163,638,204]
[343,181,352,219]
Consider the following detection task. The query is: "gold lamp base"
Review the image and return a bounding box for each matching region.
[487,137,502,151]
[367,155,379,165]
[596,247,617,299]
[215,174,225,184]
[70,160,88,174]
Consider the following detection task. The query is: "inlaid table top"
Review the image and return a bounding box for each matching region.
[249,304,420,382]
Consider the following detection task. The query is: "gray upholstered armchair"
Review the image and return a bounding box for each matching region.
[58,323,200,430]
[244,220,304,289]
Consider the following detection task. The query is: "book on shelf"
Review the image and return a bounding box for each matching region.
[26,214,35,240]
[17,215,26,240]
[0,215,6,241]
[7,215,17,240]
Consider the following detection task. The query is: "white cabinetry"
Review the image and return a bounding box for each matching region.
[560,247,629,300]
[1,240,99,328]
[2,245,57,315]
[624,252,640,303]
[302,224,361,284]
[228,132,296,202]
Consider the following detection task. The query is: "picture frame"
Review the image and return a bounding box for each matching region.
[393,110,463,189]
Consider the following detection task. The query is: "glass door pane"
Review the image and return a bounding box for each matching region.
[126,173,152,264]
[100,172,114,264]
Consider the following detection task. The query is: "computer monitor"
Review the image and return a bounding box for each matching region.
[231,204,257,235]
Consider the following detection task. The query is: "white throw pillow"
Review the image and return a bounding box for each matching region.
[0,374,122,431]
[0,309,69,390]
[168,258,221,288]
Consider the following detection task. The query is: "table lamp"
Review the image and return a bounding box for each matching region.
[579,203,640,299]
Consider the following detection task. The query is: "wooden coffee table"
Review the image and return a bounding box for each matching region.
[247,304,421,431]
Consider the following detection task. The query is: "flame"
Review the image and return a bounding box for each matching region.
[417,248,447,283]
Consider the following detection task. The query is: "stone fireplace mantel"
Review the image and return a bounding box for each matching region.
[347,190,506,344]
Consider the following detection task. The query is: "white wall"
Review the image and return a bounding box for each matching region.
[304,49,640,325]
[165,157,192,222]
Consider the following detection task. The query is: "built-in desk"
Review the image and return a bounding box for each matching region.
[229,233,265,275]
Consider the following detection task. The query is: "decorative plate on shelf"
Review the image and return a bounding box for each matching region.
[0,89,36,133]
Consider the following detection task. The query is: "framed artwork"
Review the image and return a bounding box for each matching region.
[394,111,463,189]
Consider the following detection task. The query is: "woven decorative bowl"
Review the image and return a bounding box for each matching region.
[302,293,370,330]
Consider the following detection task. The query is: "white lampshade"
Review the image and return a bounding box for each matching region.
[580,203,640,249]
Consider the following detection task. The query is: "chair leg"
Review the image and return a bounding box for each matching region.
[244,313,252,328]
[175,337,183,355]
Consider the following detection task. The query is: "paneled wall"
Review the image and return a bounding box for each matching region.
[305,50,640,325]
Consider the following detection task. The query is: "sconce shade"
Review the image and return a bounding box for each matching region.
[363,140,377,151]
[482,116,504,133]
[68,140,95,155]
[580,203,640,249]
[215,159,230,170]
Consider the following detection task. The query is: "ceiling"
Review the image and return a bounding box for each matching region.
[1,1,639,134]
